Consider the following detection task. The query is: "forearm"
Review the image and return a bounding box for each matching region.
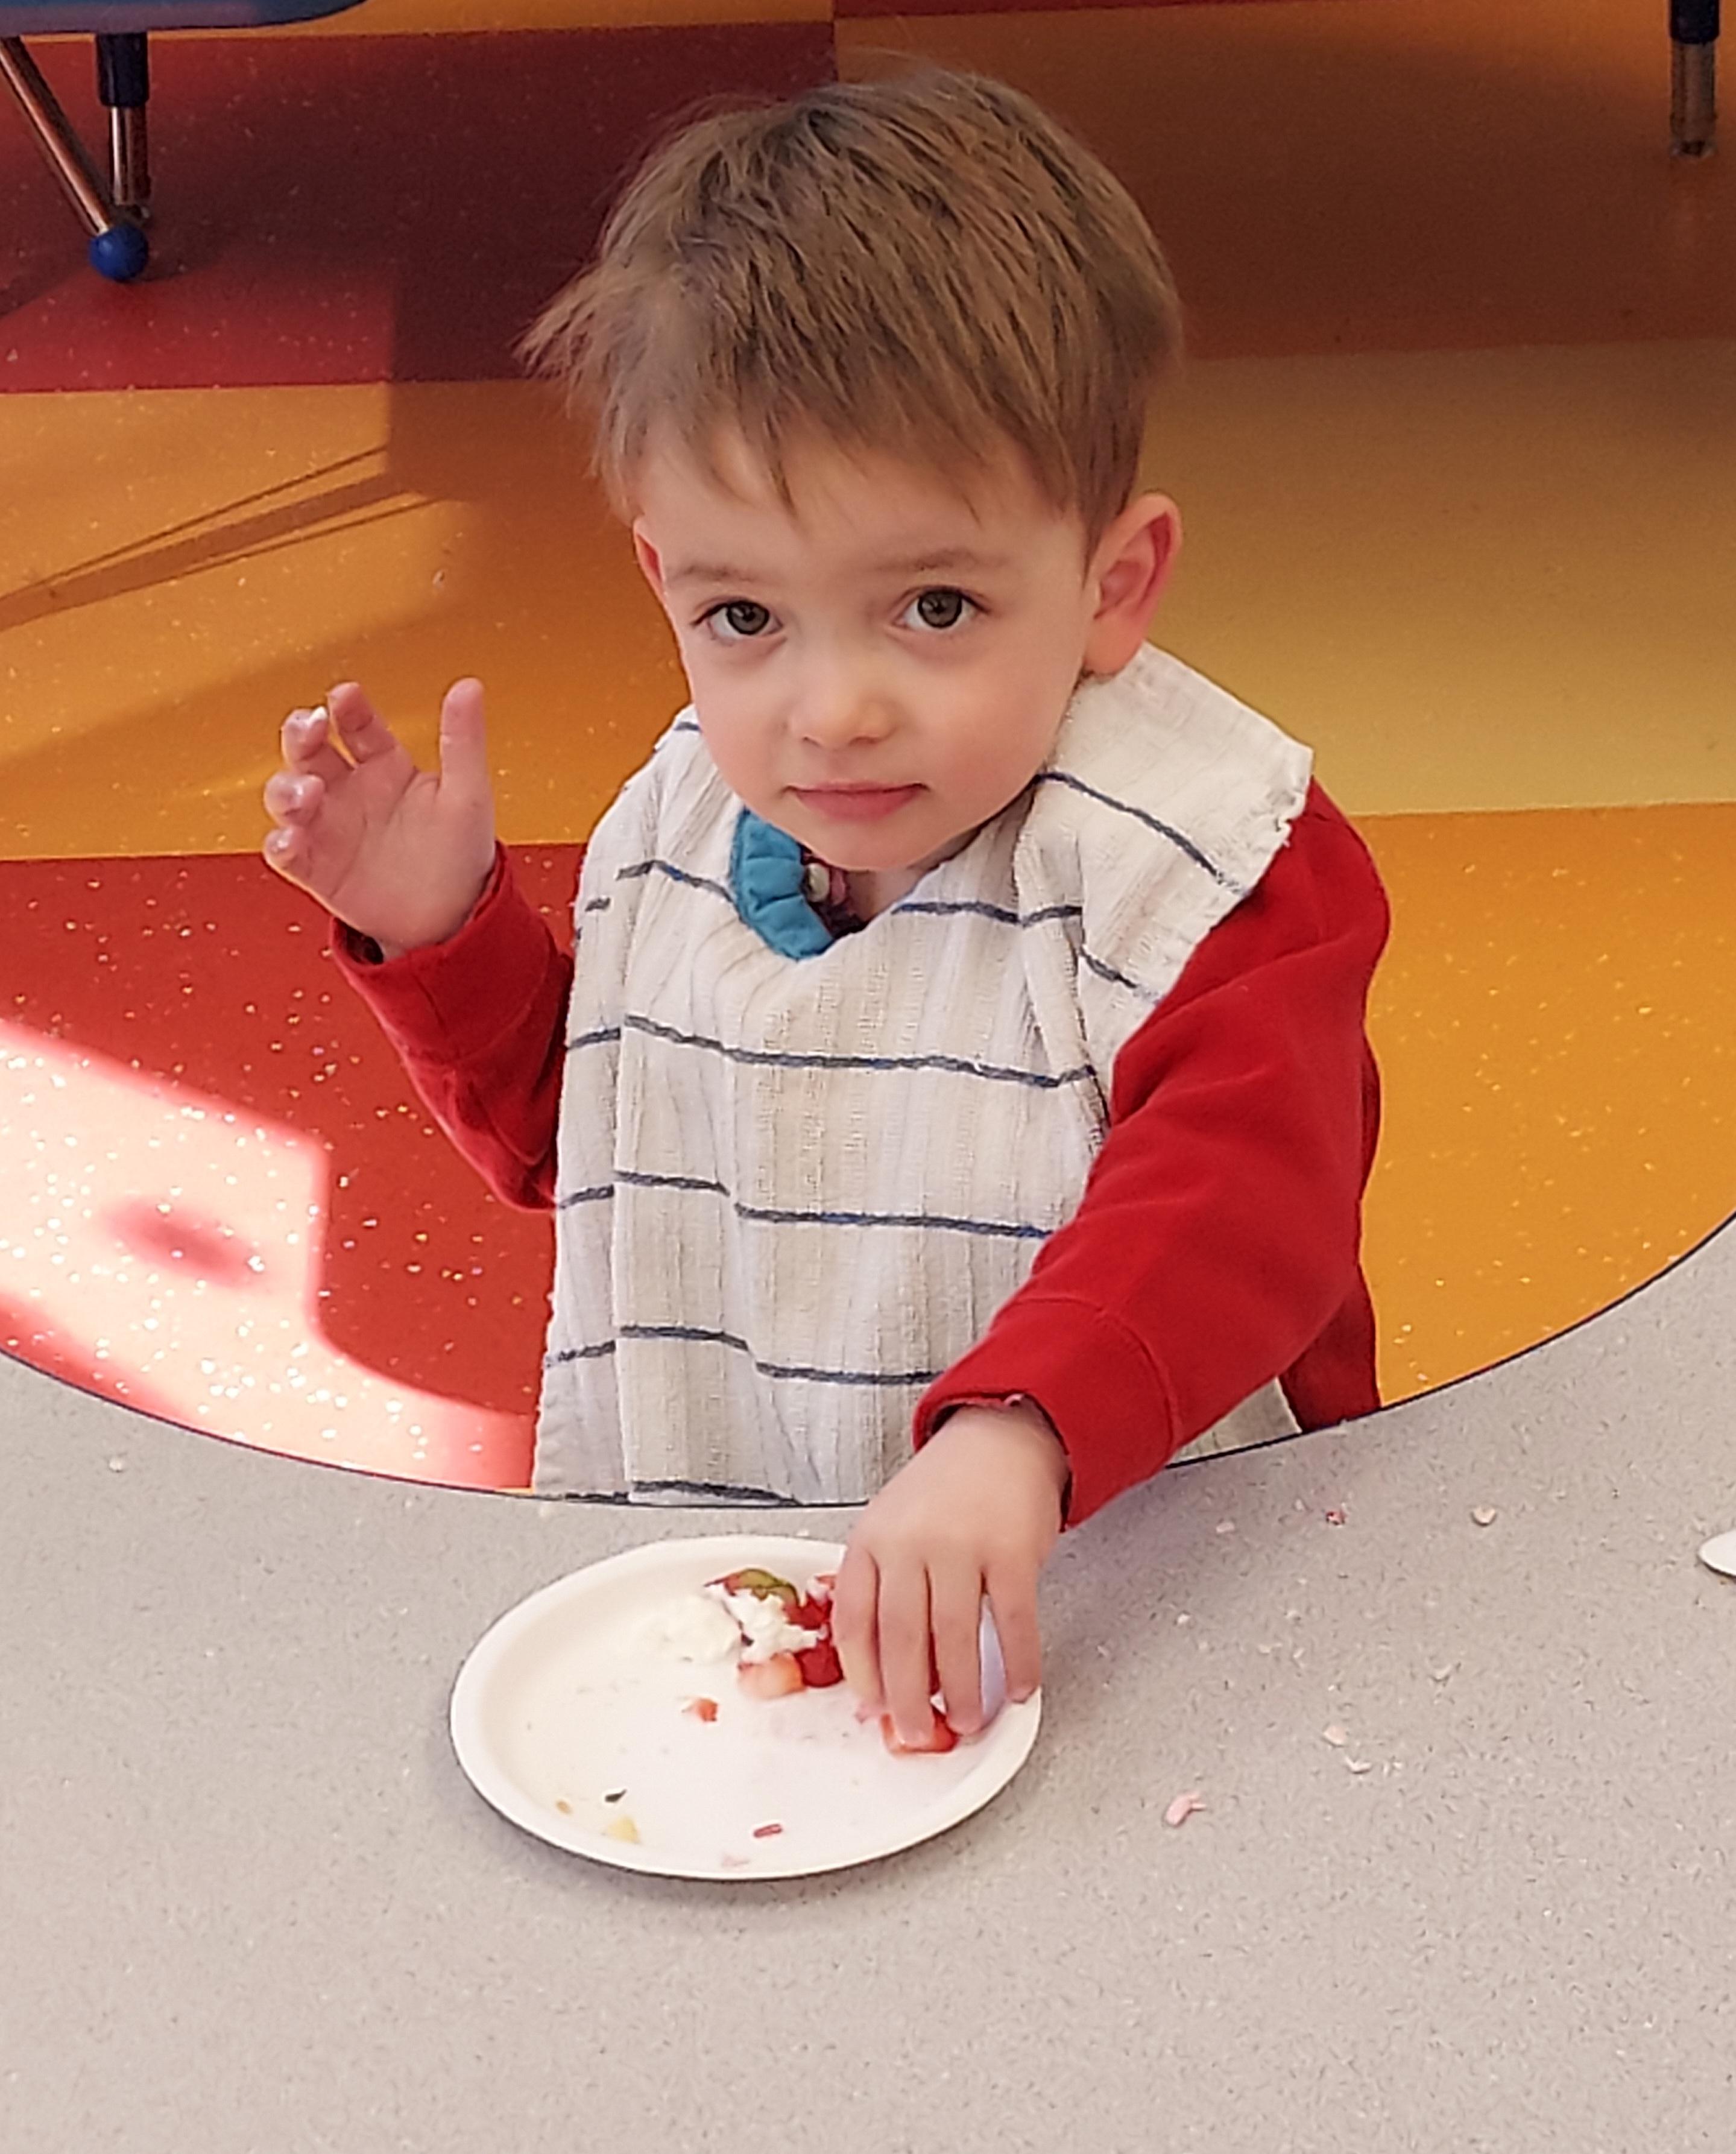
[330,842,572,1210]
[917,788,1389,1523]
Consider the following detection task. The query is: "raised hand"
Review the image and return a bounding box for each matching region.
[261,678,497,958]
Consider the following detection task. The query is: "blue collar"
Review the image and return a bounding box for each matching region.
[729,809,837,958]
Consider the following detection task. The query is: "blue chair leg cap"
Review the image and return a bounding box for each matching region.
[89,221,150,282]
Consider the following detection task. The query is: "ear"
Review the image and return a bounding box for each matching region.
[631,521,668,606]
[1081,495,1182,677]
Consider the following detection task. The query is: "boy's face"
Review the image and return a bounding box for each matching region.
[631,431,1177,879]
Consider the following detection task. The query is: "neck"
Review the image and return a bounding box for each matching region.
[843,863,924,921]
[841,825,984,922]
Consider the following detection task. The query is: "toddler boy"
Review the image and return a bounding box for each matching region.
[262,69,1389,1749]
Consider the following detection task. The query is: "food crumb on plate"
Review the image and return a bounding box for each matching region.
[751,1822,784,1839]
[1163,1790,1205,1828]
[1345,1758,1373,1776]
[1324,1507,1346,1526]
[1471,1506,1499,1527]
[603,1787,627,1803]
[684,1696,719,1722]
[554,1799,573,1816]
[1322,1724,1349,1748]
[603,1814,641,1843]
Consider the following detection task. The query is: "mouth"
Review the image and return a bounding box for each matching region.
[790,784,924,824]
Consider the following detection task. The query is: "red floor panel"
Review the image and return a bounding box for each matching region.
[0,24,835,393]
[1,846,584,1484]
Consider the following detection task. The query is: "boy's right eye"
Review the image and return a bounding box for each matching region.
[702,600,775,642]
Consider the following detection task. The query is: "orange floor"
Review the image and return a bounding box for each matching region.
[4,0,1734,1485]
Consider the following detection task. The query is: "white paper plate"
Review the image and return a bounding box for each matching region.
[1700,1529,1736,1579]
[449,1533,1042,1880]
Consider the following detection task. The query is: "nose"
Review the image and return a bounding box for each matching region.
[796,654,894,754]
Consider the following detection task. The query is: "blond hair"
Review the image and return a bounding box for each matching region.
[517,67,1182,549]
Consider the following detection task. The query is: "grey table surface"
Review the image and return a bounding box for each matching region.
[5,1221,1735,2154]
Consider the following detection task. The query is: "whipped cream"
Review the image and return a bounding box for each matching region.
[706,1583,824,1664]
[637,1592,742,1664]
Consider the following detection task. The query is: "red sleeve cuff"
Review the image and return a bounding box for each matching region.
[915,1293,1179,1527]
[327,844,552,1061]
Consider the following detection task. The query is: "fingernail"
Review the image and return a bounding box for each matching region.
[265,830,291,859]
[1009,1684,1033,1703]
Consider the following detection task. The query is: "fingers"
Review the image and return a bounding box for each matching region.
[929,1566,986,1735]
[983,1561,1044,1704]
[261,767,325,880]
[278,705,350,786]
[263,769,323,826]
[262,825,302,878]
[831,1541,883,1714]
[324,680,405,766]
[435,677,491,809]
[876,1558,938,1748]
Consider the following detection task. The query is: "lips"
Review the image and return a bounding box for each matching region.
[791,785,923,824]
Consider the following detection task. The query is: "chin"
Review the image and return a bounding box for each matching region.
[818,828,940,874]
[775,810,925,873]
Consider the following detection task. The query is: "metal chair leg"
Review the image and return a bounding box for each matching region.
[0,33,150,277]
[1671,0,1720,156]
[1,34,116,235]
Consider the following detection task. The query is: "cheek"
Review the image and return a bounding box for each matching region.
[681,666,771,795]
[941,654,1070,786]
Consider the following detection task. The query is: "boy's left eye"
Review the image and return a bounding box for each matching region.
[902,588,977,633]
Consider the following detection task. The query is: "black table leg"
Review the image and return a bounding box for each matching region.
[95,31,150,216]
[1671,0,1720,155]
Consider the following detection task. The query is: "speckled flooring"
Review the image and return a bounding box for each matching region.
[3,0,1733,1486]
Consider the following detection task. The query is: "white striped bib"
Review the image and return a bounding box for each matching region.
[535,643,1312,1502]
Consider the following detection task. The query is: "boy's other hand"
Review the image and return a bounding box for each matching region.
[832,1402,1068,1748]
[261,679,496,958]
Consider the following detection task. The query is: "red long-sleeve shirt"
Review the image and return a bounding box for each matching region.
[332,779,1388,1523]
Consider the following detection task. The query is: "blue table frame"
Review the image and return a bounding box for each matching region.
[1,0,366,279]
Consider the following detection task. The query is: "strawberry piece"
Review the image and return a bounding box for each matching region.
[809,1572,837,1600]
[880,1712,958,1755]
[794,1637,844,1688]
[684,1696,719,1723]
[737,1653,804,1700]
[789,1594,832,1636]
[751,1822,784,1839]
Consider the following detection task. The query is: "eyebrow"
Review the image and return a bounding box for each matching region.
[664,547,1015,589]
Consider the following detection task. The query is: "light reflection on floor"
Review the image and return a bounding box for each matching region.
[1,1019,532,1486]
